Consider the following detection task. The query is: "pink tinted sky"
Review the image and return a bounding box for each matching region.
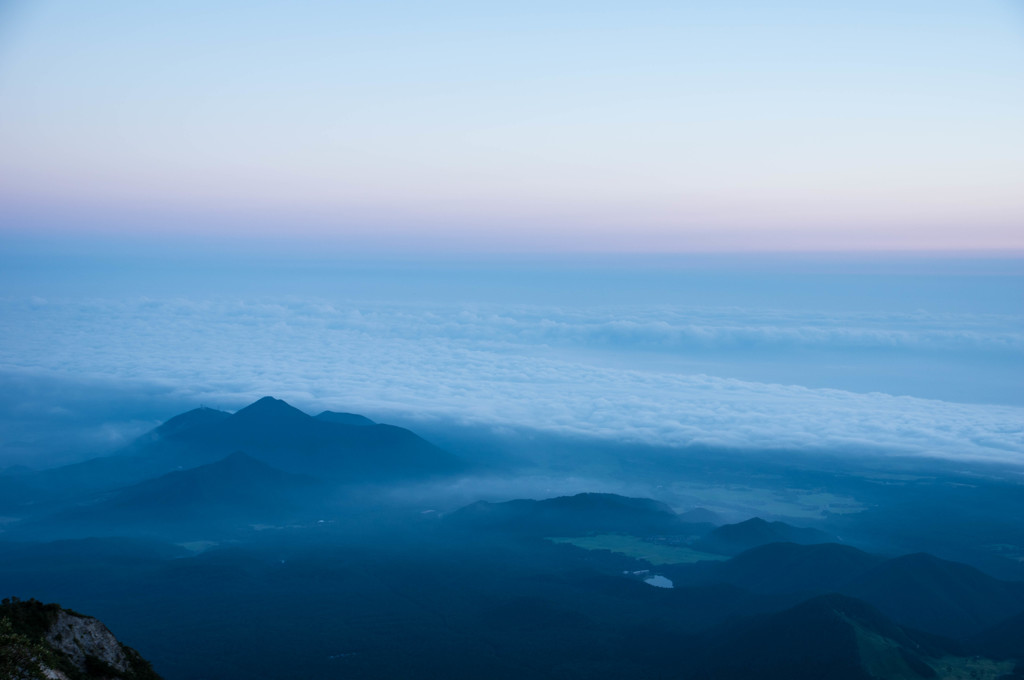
[0,1,1022,253]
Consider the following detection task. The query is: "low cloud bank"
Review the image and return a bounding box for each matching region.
[1,297,1021,467]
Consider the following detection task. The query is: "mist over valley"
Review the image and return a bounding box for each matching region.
[2,381,1022,679]
[2,1,1022,675]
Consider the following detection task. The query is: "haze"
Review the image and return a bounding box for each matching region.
[1,4,1023,679]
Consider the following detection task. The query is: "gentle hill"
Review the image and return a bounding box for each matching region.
[665,542,1024,640]
[689,593,961,680]
[14,453,178,505]
[149,406,230,439]
[447,492,699,536]
[665,542,885,594]
[315,410,375,426]
[971,609,1024,659]
[94,451,314,517]
[846,552,1024,639]
[0,596,162,679]
[693,517,834,556]
[27,453,321,538]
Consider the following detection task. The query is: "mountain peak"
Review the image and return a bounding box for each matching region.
[154,406,230,438]
[448,492,684,535]
[232,396,311,422]
[694,516,834,556]
[545,492,676,516]
[248,396,294,410]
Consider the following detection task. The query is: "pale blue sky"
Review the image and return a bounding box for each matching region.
[1,1,1022,251]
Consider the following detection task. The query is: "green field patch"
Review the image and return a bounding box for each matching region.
[547,534,727,565]
[930,655,1015,680]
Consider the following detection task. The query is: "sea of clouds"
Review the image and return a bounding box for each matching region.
[1,294,1021,467]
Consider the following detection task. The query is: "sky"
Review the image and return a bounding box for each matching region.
[0,3,1021,470]
[1,0,1023,252]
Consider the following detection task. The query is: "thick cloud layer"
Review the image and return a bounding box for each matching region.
[2,295,1020,466]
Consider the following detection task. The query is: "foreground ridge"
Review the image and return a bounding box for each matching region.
[0,597,161,680]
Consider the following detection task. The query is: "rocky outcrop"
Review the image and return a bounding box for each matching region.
[44,610,132,675]
[0,597,161,680]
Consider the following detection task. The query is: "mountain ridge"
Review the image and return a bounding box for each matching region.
[15,397,462,502]
[448,492,705,536]
[693,517,835,555]
[19,452,322,539]
[686,593,967,680]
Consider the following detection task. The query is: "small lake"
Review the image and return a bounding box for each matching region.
[643,575,673,589]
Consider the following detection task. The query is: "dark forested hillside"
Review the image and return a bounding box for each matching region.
[1,399,1022,679]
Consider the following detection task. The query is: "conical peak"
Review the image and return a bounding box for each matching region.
[231,396,312,422]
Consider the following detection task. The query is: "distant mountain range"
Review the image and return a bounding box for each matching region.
[661,540,1024,640]
[449,491,1024,642]
[667,541,886,594]
[445,492,835,557]
[685,593,962,680]
[0,397,467,540]
[140,396,463,480]
[3,483,1022,679]
[447,492,710,536]
[30,452,320,538]
[7,397,463,502]
[845,551,1024,639]
[693,517,835,555]
[2,398,1021,679]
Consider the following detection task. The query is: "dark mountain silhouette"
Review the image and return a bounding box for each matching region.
[225,396,312,429]
[315,410,375,426]
[24,397,462,498]
[663,541,1024,642]
[30,453,321,537]
[99,451,313,515]
[971,609,1024,659]
[845,552,1024,639]
[688,593,958,680]
[665,542,885,594]
[16,452,175,503]
[693,517,834,555]
[447,492,697,536]
[148,406,231,439]
[155,396,463,479]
